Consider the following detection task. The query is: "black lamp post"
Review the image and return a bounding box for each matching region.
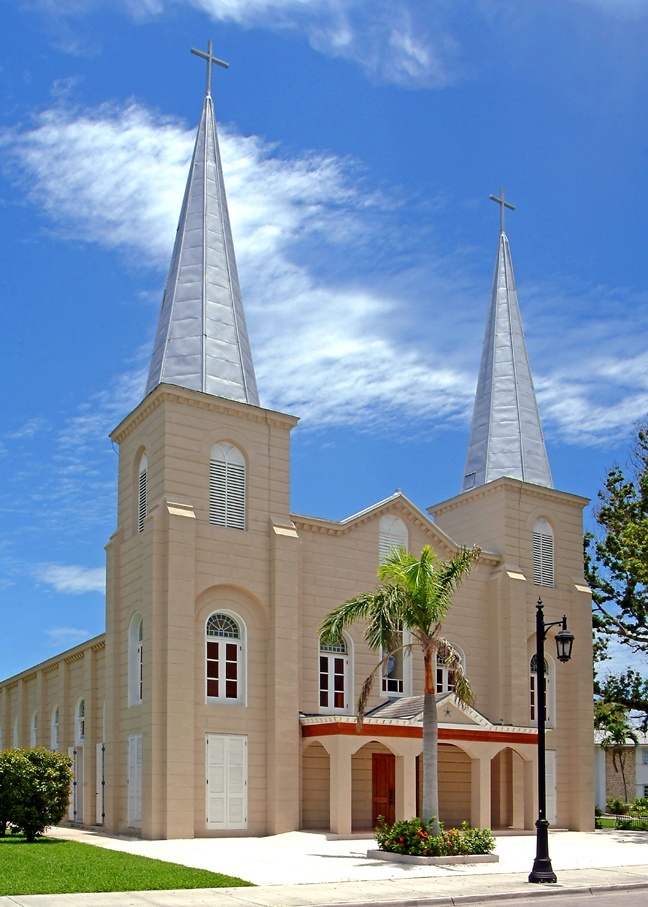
[528,597,574,884]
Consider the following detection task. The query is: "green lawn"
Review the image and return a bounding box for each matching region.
[0,833,253,896]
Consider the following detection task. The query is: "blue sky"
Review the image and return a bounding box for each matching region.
[1,0,647,680]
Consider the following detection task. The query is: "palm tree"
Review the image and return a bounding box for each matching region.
[319,543,480,835]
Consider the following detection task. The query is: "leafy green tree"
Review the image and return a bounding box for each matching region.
[0,750,25,836]
[0,749,72,841]
[595,701,638,803]
[320,544,480,835]
[586,424,648,725]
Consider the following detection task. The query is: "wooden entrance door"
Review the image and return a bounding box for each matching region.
[372,752,395,826]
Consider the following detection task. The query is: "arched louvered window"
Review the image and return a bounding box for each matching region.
[379,515,408,562]
[206,612,246,704]
[51,706,59,750]
[319,634,351,714]
[31,711,38,747]
[209,443,246,530]
[533,518,554,587]
[128,613,144,706]
[137,454,148,533]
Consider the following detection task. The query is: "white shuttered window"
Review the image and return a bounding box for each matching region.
[209,443,246,530]
[128,734,142,828]
[533,518,554,587]
[206,734,248,829]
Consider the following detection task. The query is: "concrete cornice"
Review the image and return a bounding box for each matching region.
[292,493,500,566]
[429,476,589,518]
[111,384,299,444]
[0,634,106,688]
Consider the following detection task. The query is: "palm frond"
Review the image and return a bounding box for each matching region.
[437,638,474,709]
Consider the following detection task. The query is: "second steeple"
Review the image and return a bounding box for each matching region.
[462,190,552,492]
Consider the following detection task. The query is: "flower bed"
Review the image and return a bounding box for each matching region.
[373,817,496,858]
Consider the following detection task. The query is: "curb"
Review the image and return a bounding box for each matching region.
[310,880,648,907]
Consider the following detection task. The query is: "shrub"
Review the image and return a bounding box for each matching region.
[374,816,495,857]
[0,749,72,842]
[606,797,629,815]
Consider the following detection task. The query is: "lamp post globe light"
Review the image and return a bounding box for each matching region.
[529,597,575,884]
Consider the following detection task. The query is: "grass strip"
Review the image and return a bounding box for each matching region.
[0,833,253,895]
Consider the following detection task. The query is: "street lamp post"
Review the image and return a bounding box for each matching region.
[529,597,574,884]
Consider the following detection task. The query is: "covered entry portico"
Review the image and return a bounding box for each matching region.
[301,698,539,835]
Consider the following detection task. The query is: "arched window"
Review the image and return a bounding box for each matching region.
[379,515,408,562]
[533,518,554,587]
[137,454,148,532]
[435,644,465,694]
[30,711,38,747]
[209,443,246,530]
[530,654,555,727]
[319,634,351,714]
[128,613,144,706]
[51,706,59,750]
[76,699,85,744]
[206,612,246,704]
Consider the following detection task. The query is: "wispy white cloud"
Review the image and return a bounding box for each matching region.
[1,99,645,451]
[44,626,94,646]
[35,0,464,88]
[35,563,106,594]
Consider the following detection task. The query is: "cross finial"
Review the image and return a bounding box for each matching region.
[489,187,515,234]
[191,40,229,98]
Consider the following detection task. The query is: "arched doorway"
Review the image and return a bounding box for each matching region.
[417,743,472,828]
[352,741,395,831]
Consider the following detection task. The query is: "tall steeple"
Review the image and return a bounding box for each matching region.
[462,190,552,492]
[146,42,260,405]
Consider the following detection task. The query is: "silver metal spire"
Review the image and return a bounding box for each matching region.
[462,193,552,492]
[146,42,260,405]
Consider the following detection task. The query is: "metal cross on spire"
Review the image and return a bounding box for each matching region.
[191,40,229,98]
[489,187,515,234]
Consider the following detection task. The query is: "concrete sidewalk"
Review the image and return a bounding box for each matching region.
[2,828,648,907]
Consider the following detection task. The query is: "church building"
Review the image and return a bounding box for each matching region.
[0,45,594,839]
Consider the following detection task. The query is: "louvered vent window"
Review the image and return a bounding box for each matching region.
[379,515,408,562]
[137,455,148,533]
[209,443,246,530]
[533,518,554,587]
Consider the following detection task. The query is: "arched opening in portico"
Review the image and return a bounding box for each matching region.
[417,743,472,828]
[301,741,330,830]
[352,740,396,831]
[491,746,526,829]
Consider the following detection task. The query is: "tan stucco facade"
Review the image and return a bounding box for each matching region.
[0,382,594,837]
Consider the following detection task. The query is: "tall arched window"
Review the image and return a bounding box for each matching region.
[128,613,144,706]
[209,443,246,530]
[30,711,38,747]
[319,634,351,714]
[206,612,246,704]
[76,699,85,744]
[530,654,555,727]
[435,644,465,694]
[51,706,59,750]
[137,454,148,532]
[379,515,408,562]
[533,518,554,587]
[381,628,412,697]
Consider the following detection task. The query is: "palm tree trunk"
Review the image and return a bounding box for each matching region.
[422,651,441,835]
